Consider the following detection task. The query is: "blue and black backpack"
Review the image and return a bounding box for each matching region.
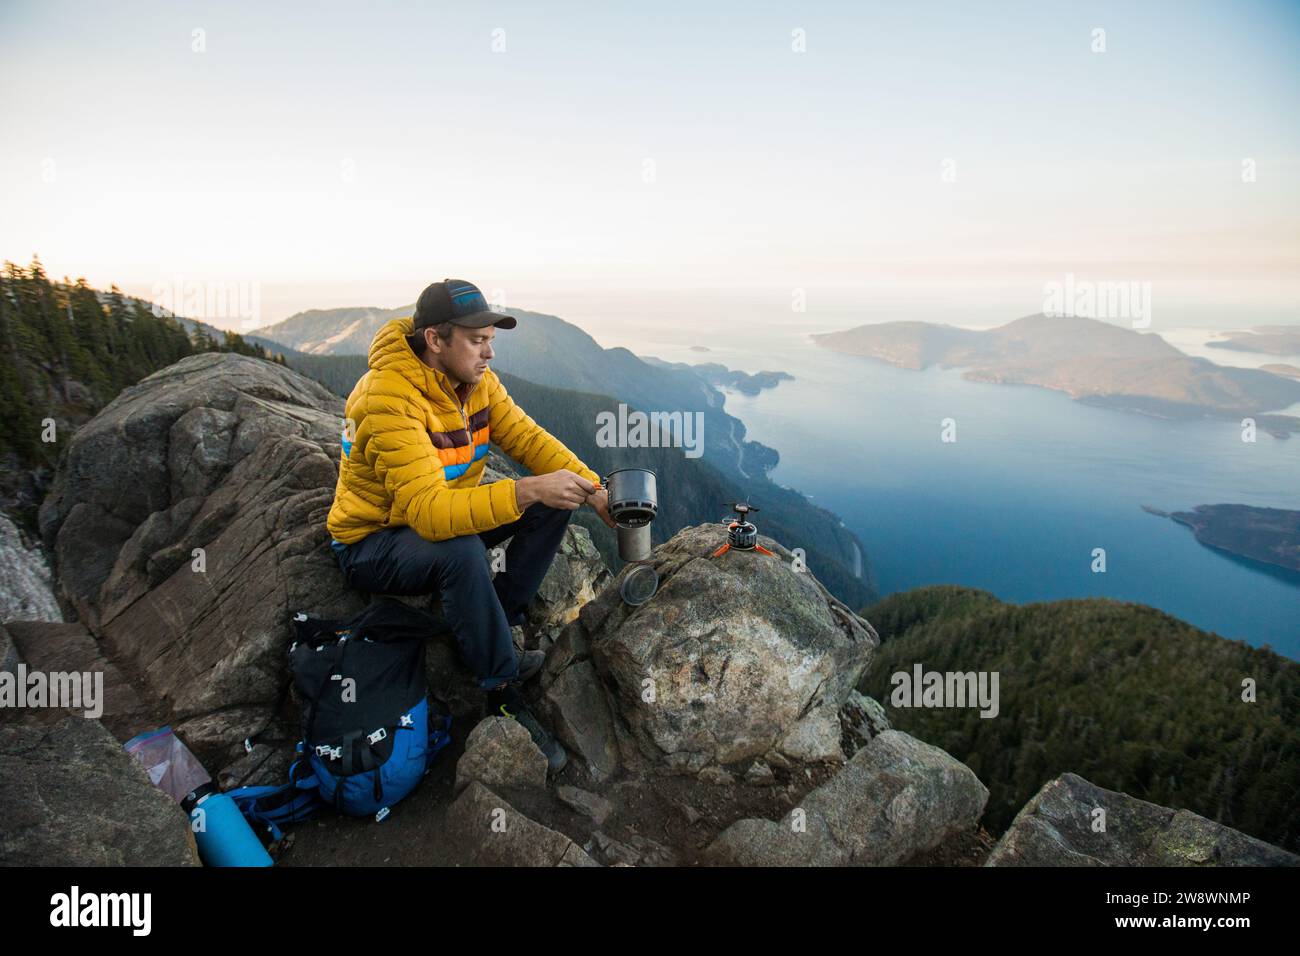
[227,599,452,841]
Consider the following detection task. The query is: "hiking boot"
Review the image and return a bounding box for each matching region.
[486,686,567,774]
[502,702,568,775]
[515,649,545,684]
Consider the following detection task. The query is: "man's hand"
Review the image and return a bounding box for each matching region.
[515,470,596,510]
[587,487,617,529]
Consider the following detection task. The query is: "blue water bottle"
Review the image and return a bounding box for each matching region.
[183,783,274,867]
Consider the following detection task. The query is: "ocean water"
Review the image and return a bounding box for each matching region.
[575,313,1300,659]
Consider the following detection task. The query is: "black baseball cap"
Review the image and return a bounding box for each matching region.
[412,279,517,332]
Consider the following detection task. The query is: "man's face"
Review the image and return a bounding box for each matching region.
[429,325,495,387]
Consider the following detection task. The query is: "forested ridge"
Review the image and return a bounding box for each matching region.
[859,585,1299,851]
[0,258,287,530]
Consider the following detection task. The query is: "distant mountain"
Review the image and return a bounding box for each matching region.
[254,304,779,476]
[860,585,1300,851]
[814,314,1300,436]
[1207,326,1300,357]
[248,304,410,355]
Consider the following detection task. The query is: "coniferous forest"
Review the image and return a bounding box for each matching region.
[859,585,1300,852]
[0,258,286,530]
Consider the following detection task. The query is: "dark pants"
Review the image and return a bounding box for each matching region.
[333,502,572,689]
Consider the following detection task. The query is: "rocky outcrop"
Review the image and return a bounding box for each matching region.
[542,522,878,777]
[444,780,598,866]
[33,352,607,776]
[523,527,610,645]
[454,717,548,796]
[0,621,158,740]
[0,625,17,674]
[555,785,613,825]
[985,773,1300,867]
[839,688,892,756]
[704,730,988,866]
[36,353,359,768]
[0,511,62,624]
[586,828,676,866]
[539,655,622,781]
[0,716,199,866]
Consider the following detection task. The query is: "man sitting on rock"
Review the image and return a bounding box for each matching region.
[326,279,615,774]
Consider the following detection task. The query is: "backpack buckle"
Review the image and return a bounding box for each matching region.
[399,714,414,728]
[367,727,387,745]
[315,744,342,760]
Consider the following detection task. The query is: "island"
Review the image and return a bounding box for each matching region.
[641,357,793,396]
[692,363,794,396]
[1206,326,1300,358]
[1143,504,1300,574]
[812,313,1300,437]
[1262,363,1300,381]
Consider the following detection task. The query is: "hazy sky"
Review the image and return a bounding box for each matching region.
[3,0,1298,328]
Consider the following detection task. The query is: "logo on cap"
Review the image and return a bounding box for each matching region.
[446,282,489,318]
[413,279,516,330]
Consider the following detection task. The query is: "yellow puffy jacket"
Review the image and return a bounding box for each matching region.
[326,316,599,544]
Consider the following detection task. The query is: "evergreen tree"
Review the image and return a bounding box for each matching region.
[859,585,1300,852]
[0,258,294,530]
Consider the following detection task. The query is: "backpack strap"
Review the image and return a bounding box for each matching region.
[226,749,325,843]
[304,636,350,746]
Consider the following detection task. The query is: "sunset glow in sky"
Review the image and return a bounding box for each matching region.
[3,0,1298,326]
